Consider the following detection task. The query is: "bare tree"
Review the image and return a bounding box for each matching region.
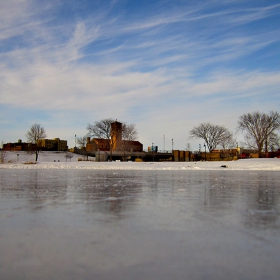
[120,122,138,161]
[26,123,47,161]
[237,111,280,157]
[65,152,74,162]
[189,122,233,152]
[266,133,280,153]
[0,141,6,164]
[76,136,88,160]
[219,130,236,150]
[87,118,115,161]
[76,136,87,150]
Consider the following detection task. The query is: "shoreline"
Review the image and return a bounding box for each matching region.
[1,158,280,171]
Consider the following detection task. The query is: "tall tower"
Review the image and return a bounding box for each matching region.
[111,120,122,150]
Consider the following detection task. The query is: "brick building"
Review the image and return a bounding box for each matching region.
[86,121,143,153]
[3,138,68,152]
[3,139,36,151]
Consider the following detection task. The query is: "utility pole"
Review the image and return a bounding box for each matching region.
[152,142,154,162]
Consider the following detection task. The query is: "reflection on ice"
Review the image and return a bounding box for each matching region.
[1,169,280,280]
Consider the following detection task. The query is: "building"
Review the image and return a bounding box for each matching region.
[40,138,68,151]
[3,138,68,152]
[86,121,143,153]
[111,121,123,150]
[3,139,36,151]
[267,149,280,158]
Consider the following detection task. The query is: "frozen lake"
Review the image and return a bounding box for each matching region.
[1,169,280,280]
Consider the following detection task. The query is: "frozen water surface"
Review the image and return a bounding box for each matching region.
[1,169,280,280]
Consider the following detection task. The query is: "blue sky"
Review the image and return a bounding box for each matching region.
[1,0,280,151]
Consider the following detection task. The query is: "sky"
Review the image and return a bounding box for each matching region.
[1,0,280,151]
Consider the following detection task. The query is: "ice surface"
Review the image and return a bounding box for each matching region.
[0,169,280,279]
[1,154,280,279]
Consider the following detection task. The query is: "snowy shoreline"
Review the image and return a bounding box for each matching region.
[1,151,280,171]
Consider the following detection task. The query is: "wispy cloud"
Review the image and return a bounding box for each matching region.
[1,0,280,149]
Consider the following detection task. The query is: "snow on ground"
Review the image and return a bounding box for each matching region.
[1,151,280,170]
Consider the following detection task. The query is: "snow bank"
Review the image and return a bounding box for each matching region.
[1,151,280,171]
